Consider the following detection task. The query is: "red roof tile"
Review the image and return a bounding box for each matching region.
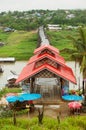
[28,53,65,67]
[16,62,76,84]
[34,45,59,54]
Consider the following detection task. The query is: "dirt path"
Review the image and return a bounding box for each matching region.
[26,102,69,119]
[18,101,86,121]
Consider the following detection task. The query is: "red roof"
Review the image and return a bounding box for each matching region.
[28,53,65,66]
[16,45,76,85]
[34,45,59,54]
[16,62,76,84]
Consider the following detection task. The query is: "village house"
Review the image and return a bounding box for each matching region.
[47,24,62,31]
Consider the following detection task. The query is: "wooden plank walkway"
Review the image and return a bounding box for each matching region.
[39,26,50,46]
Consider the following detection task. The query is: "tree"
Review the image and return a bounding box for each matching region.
[61,27,86,79]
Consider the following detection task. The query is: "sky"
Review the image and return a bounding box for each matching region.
[0,0,86,12]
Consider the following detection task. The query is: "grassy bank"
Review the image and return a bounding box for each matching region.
[0,30,37,60]
[46,29,78,60]
[0,29,78,60]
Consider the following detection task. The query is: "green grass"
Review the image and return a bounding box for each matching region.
[46,29,78,60]
[0,88,22,98]
[0,31,37,60]
[0,116,86,130]
[0,29,80,61]
[0,30,10,42]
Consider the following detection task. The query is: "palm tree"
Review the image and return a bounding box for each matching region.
[61,27,86,92]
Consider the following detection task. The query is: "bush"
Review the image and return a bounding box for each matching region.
[0,88,22,98]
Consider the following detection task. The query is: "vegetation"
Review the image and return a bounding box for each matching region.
[0,108,28,118]
[46,29,78,60]
[0,116,86,129]
[0,87,86,129]
[0,30,37,60]
[60,27,86,78]
[0,10,86,31]
[0,88,22,98]
[0,28,79,60]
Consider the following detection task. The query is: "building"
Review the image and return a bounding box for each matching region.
[66,14,75,19]
[47,24,62,31]
[16,45,76,100]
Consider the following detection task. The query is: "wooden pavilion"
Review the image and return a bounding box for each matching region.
[16,45,76,101]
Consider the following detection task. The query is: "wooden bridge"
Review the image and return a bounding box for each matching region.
[38,26,49,46]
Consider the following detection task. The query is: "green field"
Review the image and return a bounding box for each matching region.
[46,29,78,60]
[0,29,78,60]
[0,30,37,60]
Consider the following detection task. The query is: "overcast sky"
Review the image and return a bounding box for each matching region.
[0,0,86,12]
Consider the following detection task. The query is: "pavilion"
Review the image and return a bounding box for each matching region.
[16,45,76,100]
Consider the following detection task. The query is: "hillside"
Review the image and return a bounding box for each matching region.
[0,29,79,61]
[0,30,38,60]
[46,29,78,60]
[0,9,86,31]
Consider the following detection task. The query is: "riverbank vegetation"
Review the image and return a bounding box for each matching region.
[0,9,86,61]
[0,29,79,60]
[46,29,78,60]
[0,30,37,60]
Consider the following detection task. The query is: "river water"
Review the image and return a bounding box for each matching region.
[0,61,27,89]
[0,61,83,90]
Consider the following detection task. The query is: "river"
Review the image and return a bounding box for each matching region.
[0,61,83,90]
[0,61,27,89]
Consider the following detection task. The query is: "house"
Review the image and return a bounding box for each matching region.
[47,24,62,31]
[4,27,14,32]
[66,14,75,19]
[6,75,19,88]
[66,26,79,30]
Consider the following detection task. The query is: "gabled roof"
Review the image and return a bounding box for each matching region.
[16,44,76,85]
[16,62,76,84]
[28,53,65,67]
[34,45,59,55]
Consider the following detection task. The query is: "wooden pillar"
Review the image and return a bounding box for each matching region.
[82,80,84,95]
[30,77,35,93]
[60,78,63,97]
[30,78,32,93]
[13,110,16,125]
[84,82,86,95]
